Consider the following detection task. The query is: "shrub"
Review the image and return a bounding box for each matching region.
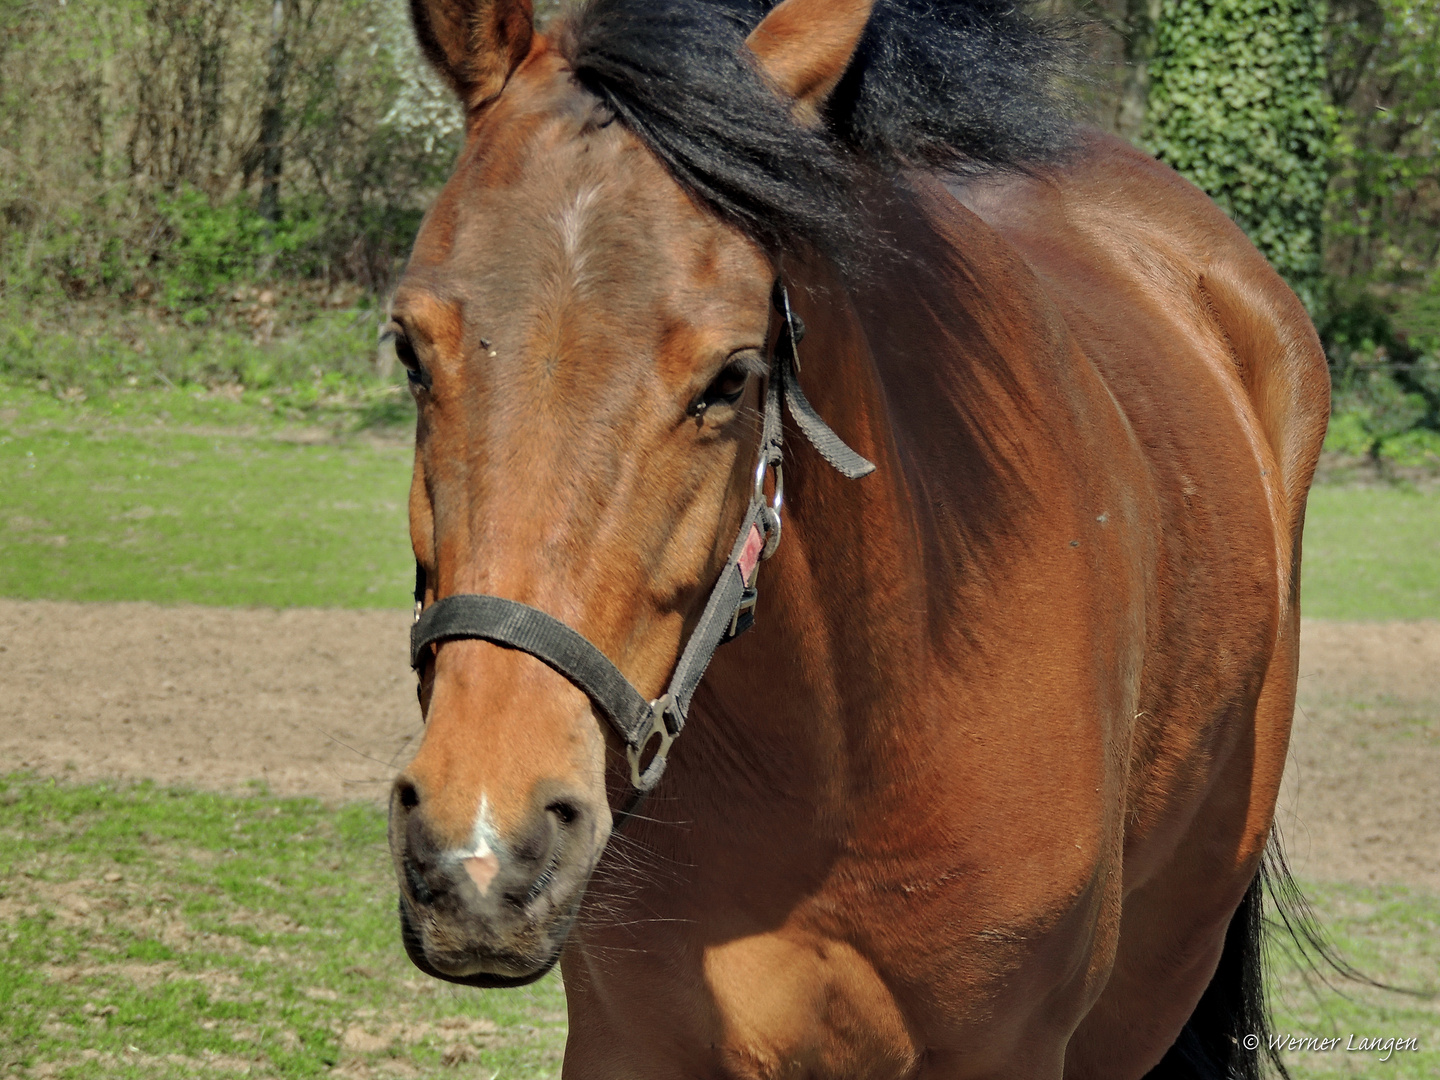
[0,0,460,309]
[1144,0,1335,313]
[1322,275,1440,458]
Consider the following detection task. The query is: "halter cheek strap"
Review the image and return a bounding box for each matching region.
[409,283,874,826]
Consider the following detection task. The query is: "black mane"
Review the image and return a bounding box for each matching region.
[559,0,1076,264]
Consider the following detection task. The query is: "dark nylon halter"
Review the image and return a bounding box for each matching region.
[409,283,874,825]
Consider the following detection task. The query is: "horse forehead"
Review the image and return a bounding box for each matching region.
[402,69,772,367]
[412,162,657,351]
[430,82,663,244]
[406,181,767,401]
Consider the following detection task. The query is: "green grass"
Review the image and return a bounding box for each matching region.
[1270,882,1440,1078]
[0,294,401,426]
[0,384,415,608]
[1302,485,1440,620]
[3,382,1439,615]
[3,777,1434,1079]
[0,775,566,1079]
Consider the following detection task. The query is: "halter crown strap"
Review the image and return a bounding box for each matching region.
[771,282,875,481]
[410,283,873,820]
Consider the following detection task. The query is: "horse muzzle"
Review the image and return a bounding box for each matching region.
[388,777,601,987]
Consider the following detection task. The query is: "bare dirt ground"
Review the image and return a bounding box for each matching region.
[1277,619,1440,892]
[2,600,1437,891]
[0,600,418,805]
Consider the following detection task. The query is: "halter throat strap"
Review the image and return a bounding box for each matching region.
[409,283,874,824]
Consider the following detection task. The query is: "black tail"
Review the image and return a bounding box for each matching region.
[1141,858,1278,1080]
[1142,826,1366,1080]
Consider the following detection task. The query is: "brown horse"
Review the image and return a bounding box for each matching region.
[385,0,1331,1076]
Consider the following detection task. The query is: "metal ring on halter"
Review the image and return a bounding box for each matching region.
[627,694,677,792]
[753,456,784,560]
[753,454,783,512]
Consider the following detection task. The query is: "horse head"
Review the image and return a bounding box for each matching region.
[386,0,875,987]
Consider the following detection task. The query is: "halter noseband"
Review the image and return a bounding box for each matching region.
[409,283,874,825]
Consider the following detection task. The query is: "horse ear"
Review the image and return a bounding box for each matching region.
[409,0,535,110]
[745,0,873,123]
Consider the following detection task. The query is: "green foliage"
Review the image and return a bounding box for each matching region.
[1329,361,1430,448]
[1325,0,1440,286]
[0,291,392,398]
[0,775,567,1078]
[1312,0,1440,451]
[155,188,309,305]
[1144,0,1335,312]
[1321,275,1440,456]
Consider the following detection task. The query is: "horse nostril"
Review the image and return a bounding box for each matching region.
[396,779,420,811]
[547,800,580,827]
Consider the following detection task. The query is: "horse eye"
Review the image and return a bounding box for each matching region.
[381,330,431,392]
[687,363,750,418]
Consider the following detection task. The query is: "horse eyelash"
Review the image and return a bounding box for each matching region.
[735,349,770,379]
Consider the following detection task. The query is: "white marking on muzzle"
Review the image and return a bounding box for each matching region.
[453,795,503,895]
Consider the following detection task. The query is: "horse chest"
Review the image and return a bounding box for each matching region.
[699,928,922,1080]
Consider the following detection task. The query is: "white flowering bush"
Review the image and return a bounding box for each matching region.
[373,0,465,156]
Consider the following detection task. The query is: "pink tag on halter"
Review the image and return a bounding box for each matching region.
[739,524,764,586]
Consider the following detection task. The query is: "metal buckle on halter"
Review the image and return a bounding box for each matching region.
[724,449,784,642]
[627,694,678,792]
[726,586,758,640]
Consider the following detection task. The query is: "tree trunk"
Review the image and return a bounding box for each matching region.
[258,0,292,222]
[1116,0,1165,143]
[197,4,230,189]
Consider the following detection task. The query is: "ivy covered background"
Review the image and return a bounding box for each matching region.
[1144,0,1334,313]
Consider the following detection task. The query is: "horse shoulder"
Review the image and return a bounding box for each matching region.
[948,133,1332,1074]
[951,132,1329,626]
